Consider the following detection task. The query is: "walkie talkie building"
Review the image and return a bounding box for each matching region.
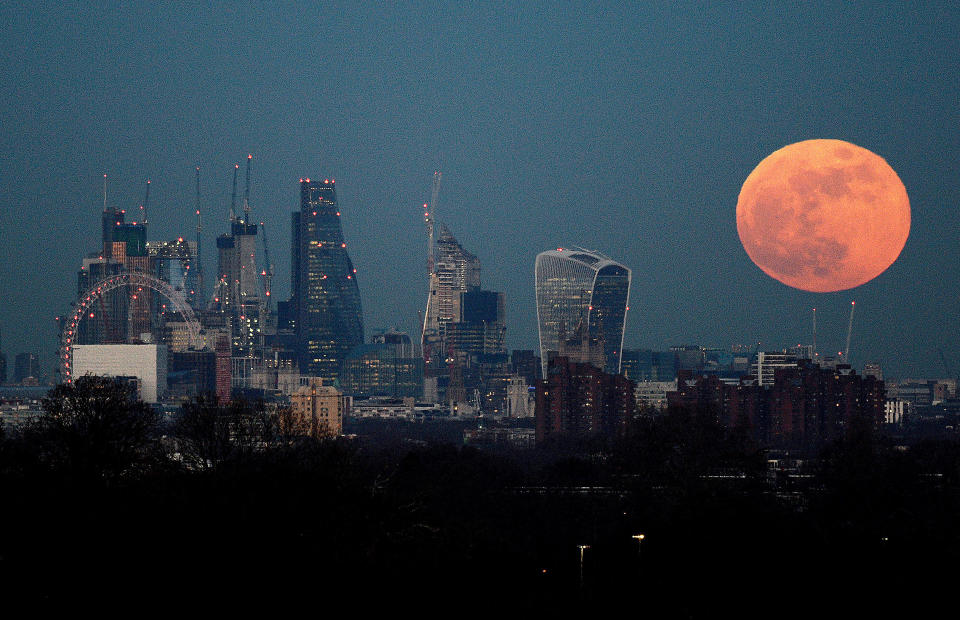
[535,248,631,377]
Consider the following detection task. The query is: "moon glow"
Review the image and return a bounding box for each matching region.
[737,139,910,293]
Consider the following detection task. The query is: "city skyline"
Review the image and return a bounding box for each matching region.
[1,3,958,380]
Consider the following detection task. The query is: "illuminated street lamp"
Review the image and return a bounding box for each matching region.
[632,533,646,555]
[578,544,590,592]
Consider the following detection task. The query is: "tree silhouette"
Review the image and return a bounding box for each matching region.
[172,395,273,469]
[26,375,161,483]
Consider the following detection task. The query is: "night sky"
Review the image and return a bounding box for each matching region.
[1,2,957,380]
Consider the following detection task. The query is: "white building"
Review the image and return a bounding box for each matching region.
[885,399,908,425]
[751,352,798,387]
[505,376,534,418]
[635,380,677,411]
[72,344,168,403]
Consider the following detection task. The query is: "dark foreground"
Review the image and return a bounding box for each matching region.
[1,382,959,616]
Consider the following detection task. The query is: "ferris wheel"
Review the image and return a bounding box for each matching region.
[58,271,205,384]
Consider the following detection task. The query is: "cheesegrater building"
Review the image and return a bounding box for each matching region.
[292,178,364,382]
[535,248,631,377]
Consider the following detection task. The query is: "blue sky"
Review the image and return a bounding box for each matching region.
[1,2,958,379]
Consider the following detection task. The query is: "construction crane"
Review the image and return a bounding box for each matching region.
[812,307,817,360]
[243,153,252,222]
[230,163,239,221]
[425,170,441,276]
[259,220,274,307]
[938,348,952,376]
[421,170,442,354]
[194,166,204,306]
[844,301,855,363]
[139,179,150,226]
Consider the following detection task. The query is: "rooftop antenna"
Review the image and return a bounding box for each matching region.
[103,173,108,211]
[844,301,856,363]
[243,154,252,222]
[230,163,239,222]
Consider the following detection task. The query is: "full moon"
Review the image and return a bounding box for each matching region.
[736,139,910,292]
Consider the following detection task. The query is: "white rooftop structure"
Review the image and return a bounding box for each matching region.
[72,344,167,403]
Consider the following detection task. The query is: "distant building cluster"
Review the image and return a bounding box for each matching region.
[49,167,550,438]
[668,362,885,451]
[25,162,957,447]
[535,356,636,443]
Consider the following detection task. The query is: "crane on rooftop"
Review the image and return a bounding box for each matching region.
[194,165,204,307]
[140,179,151,227]
[259,220,274,309]
[844,301,856,364]
[229,163,239,222]
[243,153,252,223]
[425,170,441,276]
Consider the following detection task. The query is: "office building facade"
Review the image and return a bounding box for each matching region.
[292,179,364,382]
[340,331,423,399]
[535,248,631,377]
[422,223,482,377]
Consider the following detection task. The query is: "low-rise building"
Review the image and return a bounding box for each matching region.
[289,377,346,437]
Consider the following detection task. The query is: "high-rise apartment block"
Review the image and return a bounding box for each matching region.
[668,361,885,450]
[535,355,636,443]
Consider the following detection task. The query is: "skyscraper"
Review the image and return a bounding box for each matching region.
[147,238,201,311]
[422,223,481,364]
[292,178,364,382]
[78,206,150,344]
[535,248,631,377]
[214,221,259,313]
[214,218,262,360]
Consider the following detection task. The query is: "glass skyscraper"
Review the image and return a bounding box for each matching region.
[292,178,364,382]
[535,248,631,377]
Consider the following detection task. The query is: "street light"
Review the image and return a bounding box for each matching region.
[632,533,646,555]
[578,544,591,592]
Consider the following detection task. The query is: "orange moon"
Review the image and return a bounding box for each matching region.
[737,139,910,292]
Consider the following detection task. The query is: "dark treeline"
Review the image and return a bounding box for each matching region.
[1,377,959,615]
